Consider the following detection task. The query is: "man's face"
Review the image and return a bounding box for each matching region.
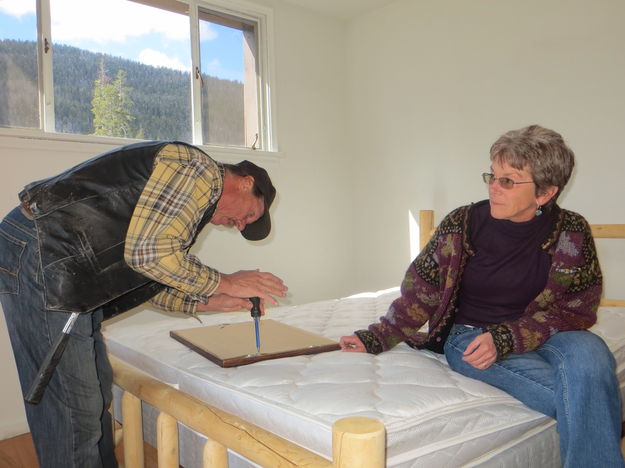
[211,180,264,232]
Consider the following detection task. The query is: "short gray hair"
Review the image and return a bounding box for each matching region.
[490,125,575,207]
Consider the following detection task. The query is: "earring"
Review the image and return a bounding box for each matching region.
[535,205,543,217]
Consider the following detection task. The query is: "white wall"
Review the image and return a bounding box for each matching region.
[0,0,353,438]
[347,0,625,295]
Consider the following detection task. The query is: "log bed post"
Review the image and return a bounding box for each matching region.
[157,412,179,467]
[332,417,385,467]
[419,210,435,251]
[203,439,228,467]
[121,391,144,467]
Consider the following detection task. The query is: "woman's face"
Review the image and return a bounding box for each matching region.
[488,160,555,223]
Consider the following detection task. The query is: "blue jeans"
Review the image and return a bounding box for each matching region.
[445,324,624,468]
[0,207,117,468]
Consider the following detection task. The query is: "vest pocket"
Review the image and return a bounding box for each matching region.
[0,228,26,294]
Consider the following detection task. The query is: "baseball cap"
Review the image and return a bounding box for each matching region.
[235,160,276,241]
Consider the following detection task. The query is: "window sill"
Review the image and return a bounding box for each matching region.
[0,128,282,161]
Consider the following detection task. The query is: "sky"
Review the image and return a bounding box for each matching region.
[0,0,244,82]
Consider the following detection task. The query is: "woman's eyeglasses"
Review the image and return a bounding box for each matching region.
[482,173,535,190]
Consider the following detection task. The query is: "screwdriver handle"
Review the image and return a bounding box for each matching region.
[249,297,261,352]
[250,297,261,318]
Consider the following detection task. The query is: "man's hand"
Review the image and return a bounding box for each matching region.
[196,294,254,313]
[217,269,287,306]
[339,334,366,353]
[462,332,498,369]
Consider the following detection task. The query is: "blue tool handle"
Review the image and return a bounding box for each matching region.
[254,317,261,351]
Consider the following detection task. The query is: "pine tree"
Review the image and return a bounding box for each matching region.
[91,60,134,137]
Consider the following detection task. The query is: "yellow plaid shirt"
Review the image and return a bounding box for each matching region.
[124,143,224,315]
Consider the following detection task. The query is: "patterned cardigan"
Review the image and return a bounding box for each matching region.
[355,201,603,359]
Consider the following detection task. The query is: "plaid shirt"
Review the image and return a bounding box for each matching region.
[124,143,224,315]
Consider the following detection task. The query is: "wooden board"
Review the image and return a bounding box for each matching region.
[170,319,341,367]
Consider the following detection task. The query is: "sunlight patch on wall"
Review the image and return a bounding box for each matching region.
[408,210,420,261]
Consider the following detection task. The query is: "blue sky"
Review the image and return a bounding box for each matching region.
[0,0,244,82]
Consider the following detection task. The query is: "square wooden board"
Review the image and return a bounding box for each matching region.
[170,319,341,367]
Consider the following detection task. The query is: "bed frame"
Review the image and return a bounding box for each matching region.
[111,358,384,467]
[110,210,625,467]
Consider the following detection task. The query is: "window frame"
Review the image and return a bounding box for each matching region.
[0,0,278,154]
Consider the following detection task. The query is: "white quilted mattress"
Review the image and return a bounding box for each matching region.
[103,288,625,467]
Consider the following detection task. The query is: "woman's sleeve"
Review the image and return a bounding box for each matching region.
[358,232,444,354]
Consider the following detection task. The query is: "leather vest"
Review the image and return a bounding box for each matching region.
[19,140,217,317]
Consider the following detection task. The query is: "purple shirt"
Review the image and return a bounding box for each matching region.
[455,202,555,327]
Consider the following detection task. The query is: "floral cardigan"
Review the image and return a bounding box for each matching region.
[355,201,603,359]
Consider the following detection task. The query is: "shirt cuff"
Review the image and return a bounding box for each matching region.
[486,324,514,358]
[149,288,198,317]
[354,329,384,354]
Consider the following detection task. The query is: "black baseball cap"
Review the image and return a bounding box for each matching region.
[235,160,276,241]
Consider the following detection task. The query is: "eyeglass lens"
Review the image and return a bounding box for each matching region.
[482,173,515,189]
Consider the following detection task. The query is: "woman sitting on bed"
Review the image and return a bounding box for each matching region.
[340,125,624,467]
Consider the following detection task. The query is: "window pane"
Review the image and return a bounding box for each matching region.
[0,0,39,129]
[199,10,258,147]
[50,0,192,140]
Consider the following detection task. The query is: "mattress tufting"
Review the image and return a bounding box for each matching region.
[104,288,625,467]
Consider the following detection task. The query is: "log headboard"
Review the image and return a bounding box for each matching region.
[418,209,625,307]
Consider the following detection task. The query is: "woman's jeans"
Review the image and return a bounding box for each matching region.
[445,323,624,468]
[0,207,117,468]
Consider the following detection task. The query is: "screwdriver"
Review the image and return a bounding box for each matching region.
[250,297,261,353]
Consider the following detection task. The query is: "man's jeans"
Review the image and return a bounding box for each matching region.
[0,207,117,468]
[445,323,624,468]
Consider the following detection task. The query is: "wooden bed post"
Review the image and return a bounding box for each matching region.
[332,417,385,468]
[419,210,435,250]
[121,391,144,467]
[157,412,179,467]
[592,224,625,308]
[203,439,228,467]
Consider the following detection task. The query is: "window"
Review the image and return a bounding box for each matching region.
[0,0,39,129]
[0,0,275,151]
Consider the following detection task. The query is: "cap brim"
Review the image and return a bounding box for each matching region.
[235,160,275,241]
[241,211,271,241]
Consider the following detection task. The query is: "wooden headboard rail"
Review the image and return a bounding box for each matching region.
[418,210,625,307]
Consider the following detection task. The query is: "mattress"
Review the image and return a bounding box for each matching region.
[103,288,625,467]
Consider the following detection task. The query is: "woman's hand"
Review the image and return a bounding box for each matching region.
[196,294,253,313]
[462,332,498,369]
[340,334,366,353]
[217,269,287,306]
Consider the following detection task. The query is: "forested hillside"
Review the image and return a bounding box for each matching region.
[0,39,244,144]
